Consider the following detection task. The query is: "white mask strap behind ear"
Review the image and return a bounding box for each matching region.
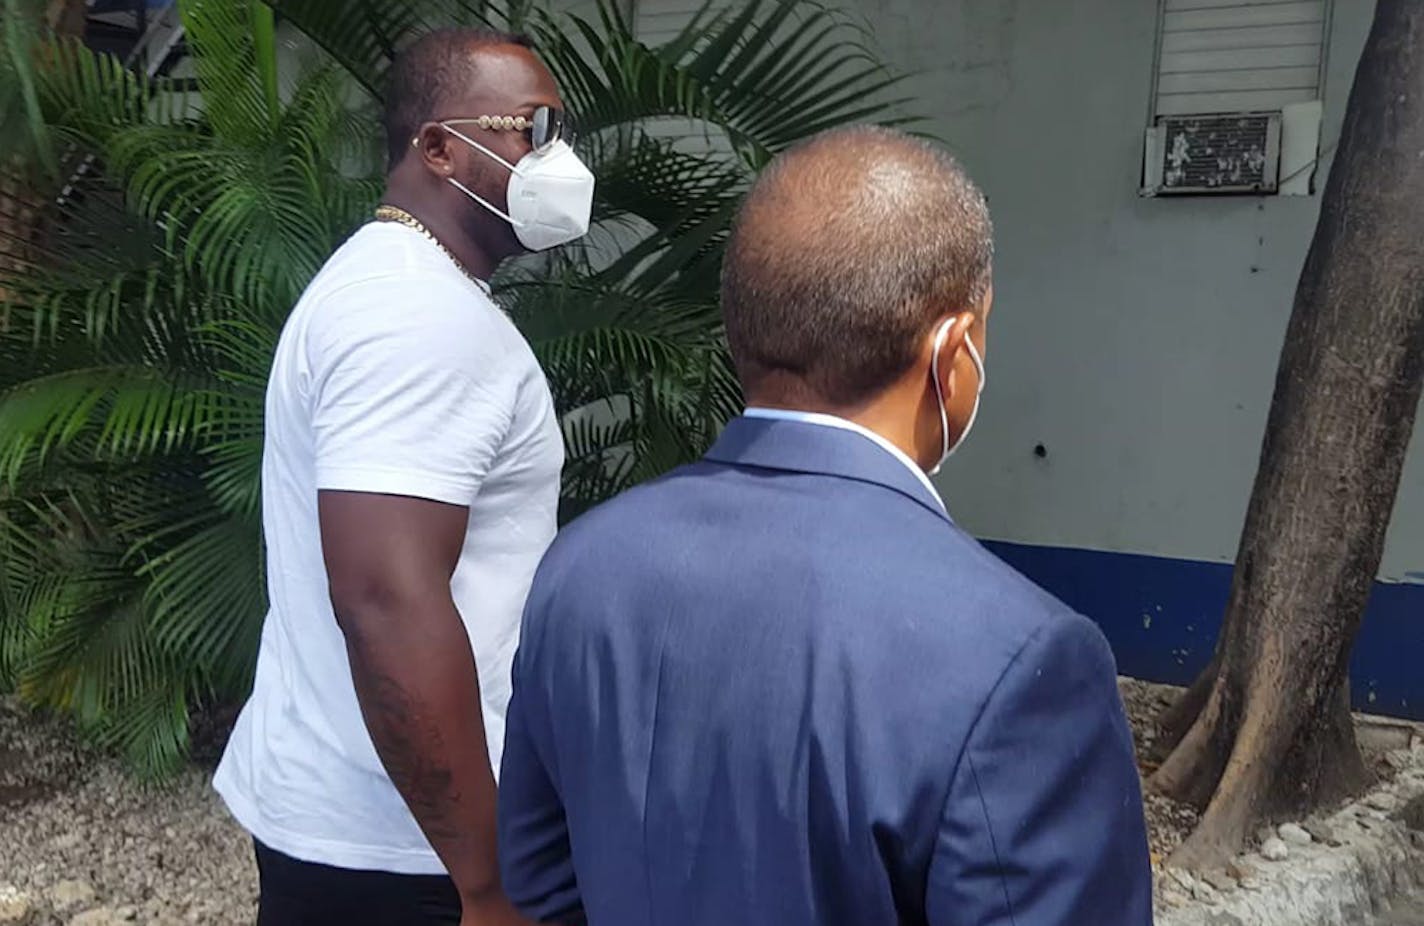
[432,123,595,251]
[433,124,525,226]
[928,318,986,476]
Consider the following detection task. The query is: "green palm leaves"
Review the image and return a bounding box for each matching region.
[0,0,912,775]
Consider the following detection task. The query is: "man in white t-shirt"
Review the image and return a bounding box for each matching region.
[213,27,593,926]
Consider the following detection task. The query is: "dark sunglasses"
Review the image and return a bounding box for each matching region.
[437,105,570,154]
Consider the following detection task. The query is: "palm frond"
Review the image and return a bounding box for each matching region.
[0,367,220,484]
[0,0,56,168]
[19,573,191,779]
[136,511,265,697]
[531,0,915,156]
[96,675,190,778]
[34,38,188,154]
[262,0,451,99]
[0,499,71,684]
[109,61,377,314]
[2,264,211,385]
[584,130,745,245]
[194,319,271,517]
[203,431,263,517]
[180,0,280,144]
[0,0,915,778]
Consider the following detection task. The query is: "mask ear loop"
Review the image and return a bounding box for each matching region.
[928,318,955,476]
[447,176,522,227]
[439,123,521,172]
[435,123,529,228]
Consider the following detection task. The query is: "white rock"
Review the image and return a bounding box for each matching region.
[1156,885,1188,908]
[1260,836,1290,861]
[0,886,33,924]
[1366,791,1401,812]
[1201,868,1239,893]
[1301,819,1338,845]
[48,878,97,912]
[1277,822,1313,846]
[70,908,122,926]
[1190,880,1220,904]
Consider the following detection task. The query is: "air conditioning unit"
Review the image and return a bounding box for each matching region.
[1143,112,1283,196]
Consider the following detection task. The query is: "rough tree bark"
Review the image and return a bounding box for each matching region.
[1150,0,1424,870]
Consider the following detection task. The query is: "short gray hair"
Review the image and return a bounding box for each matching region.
[721,125,993,405]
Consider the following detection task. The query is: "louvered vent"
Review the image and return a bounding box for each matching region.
[1152,112,1282,194]
[1143,1,1327,197]
[1153,0,1327,118]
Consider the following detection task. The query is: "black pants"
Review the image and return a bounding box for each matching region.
[254,840,462,925]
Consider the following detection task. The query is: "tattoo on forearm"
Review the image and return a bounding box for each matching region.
[359,669,469,845]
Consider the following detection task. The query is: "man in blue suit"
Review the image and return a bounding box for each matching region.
[498,125,1153,925]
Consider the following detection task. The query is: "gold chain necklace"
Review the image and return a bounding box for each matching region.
[373,204,488,291]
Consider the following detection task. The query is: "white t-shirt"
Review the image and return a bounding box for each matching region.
[213,222,564,875]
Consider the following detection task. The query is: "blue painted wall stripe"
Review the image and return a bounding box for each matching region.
[983,541,1424,721]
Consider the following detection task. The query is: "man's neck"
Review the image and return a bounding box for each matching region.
[380,187,499,282]
[746,385,930,471]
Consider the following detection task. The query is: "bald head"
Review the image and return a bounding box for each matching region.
[722,126,993,406]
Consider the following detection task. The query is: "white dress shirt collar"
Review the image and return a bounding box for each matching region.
[742,407,945,511]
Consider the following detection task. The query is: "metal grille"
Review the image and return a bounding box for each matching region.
[1158,113,1280,193]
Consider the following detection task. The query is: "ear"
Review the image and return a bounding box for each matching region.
[411,122,457,178]
[932,313,976,400]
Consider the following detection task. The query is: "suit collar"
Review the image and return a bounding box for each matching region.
[742,407,945,508]
[704,415,951,523]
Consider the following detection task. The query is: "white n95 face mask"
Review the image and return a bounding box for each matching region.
[441,124,595,251]
[928,317,986,476]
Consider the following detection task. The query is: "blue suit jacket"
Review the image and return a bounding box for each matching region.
[499,416,1153,925]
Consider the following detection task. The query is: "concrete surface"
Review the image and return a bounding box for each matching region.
[1156,724,1424,926]
[1368,893,1424,925]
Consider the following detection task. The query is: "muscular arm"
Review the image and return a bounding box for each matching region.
[321,490,529,925]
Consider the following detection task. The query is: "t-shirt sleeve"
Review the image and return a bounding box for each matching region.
[308,281,520,507]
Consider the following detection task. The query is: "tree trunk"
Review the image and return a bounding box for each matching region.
[1150,0,1424,871]
[44,0,87,35]
[1152,649,1219,761]
[0,0,88,308]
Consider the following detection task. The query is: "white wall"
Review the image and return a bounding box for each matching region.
[634,0,1421,583]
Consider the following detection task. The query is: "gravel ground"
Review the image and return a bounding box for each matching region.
[0,680,1283,924]
[1118,677,1202,866]
[0,699,255,925]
